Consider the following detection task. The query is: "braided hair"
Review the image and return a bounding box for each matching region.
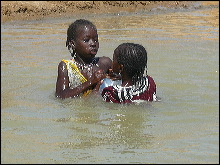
[115,43,148,84]
[66,19,97,57]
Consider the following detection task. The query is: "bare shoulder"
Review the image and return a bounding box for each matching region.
[58,60,66,67]
[98,56,112,73]
[57,60,68,75]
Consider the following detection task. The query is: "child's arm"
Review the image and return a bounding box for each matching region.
[55,61,105,99]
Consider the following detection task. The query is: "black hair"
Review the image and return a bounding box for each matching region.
[66,19,97,56]
[115,43,148,84]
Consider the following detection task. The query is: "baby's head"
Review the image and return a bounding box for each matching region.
[113,43,148,83]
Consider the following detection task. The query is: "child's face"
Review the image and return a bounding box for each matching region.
[112,50,121,74]
[73,25,99,62]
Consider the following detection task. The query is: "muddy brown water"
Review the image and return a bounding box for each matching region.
[1,3,219,163]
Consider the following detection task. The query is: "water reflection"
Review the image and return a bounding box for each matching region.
[57,96,154,151]
[94,7,218,42]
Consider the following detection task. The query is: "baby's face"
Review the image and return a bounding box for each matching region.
[112,51,120,74]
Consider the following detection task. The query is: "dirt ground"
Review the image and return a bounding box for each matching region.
[0,1,195,22]
[1,1,218,23]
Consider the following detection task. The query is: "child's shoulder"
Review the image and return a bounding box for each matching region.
[146,75,154,80]
[58,59,71,66]
[146,75,156,86]
[58,59,67,66]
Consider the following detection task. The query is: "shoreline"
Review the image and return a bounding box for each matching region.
[1,1,213,23]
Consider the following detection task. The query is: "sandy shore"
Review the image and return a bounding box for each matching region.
[2,1,210,23]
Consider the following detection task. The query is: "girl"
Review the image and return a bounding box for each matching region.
[56,19,112,99]
[101,43,158,103]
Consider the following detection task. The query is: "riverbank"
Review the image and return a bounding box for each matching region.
[2,1,216,23]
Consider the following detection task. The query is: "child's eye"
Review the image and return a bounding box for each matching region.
[83,39,89,42]
[94,38,98,42]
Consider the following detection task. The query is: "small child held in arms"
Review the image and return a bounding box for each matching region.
[56,19,112,99]
[101,43,158,104]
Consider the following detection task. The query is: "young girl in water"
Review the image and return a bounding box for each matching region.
[56,19,112,99]
[101,43,158,103]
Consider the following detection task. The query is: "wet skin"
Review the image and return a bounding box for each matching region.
[72,25,99,64]
[56,25,112,99]
[111,49,132,87]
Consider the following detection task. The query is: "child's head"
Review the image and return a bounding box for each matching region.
[113,43,147,83]
[66,19,99,61]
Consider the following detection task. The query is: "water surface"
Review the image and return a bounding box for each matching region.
[1,3,219,164]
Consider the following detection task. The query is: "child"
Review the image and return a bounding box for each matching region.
[56,19,112,99]
[101,43,158,104]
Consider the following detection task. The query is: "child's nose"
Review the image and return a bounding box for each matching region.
[89,40,96,46]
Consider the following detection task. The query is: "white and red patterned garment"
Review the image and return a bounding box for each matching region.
[101,75,157,104]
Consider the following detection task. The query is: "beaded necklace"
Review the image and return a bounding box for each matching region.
[71,58,99,72]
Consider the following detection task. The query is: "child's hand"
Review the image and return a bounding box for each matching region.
[107,69,121,80]
[90,69,106,92]
[94,69,106,82]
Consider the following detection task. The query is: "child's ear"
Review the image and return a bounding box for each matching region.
[119,64,124,71]
[70,40,76,49]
